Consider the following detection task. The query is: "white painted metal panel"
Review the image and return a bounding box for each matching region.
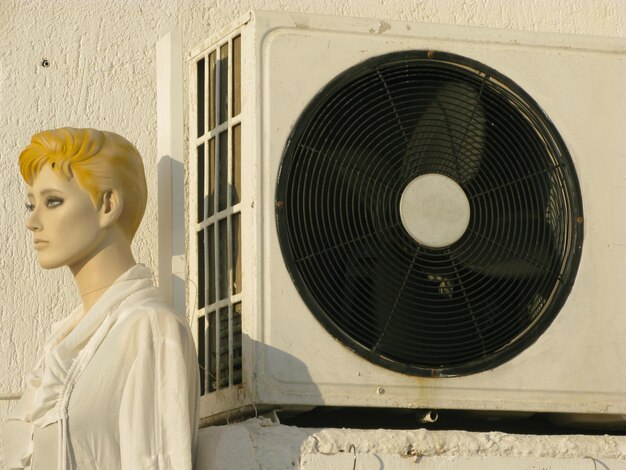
[188,10,626,425]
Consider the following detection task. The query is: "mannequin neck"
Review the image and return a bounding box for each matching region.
[71,229,137,314]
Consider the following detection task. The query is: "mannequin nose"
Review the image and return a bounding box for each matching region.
[26,211,42,232]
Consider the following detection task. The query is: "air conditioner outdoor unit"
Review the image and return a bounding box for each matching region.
[188,10,626,427]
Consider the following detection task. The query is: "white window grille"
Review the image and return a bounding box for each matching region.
[190,31,243,395]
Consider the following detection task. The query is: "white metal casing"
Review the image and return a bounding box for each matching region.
[189,10,626,424]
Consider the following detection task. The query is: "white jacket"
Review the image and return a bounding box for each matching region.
[3,264,199,469]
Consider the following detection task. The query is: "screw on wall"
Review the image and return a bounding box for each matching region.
[41,59,50,68]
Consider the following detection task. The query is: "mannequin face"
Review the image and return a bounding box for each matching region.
[26,165,107,270]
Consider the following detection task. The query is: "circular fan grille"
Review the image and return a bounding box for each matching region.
[276,51,583,377]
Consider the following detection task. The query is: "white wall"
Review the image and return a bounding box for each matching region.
[197,418,626,470]
[0,0,624,467]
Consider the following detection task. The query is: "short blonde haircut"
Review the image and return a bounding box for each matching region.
[19,127,147,240]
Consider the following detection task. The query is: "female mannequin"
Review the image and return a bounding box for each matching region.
[4,128,199,469]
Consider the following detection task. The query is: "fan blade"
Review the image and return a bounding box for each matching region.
[404,81,486,184]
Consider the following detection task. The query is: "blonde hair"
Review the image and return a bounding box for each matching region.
[19,127,147,240]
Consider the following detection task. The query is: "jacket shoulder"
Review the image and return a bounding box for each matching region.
[113,291,193,347]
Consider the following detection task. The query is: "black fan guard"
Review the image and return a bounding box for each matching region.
[275,51,583,377]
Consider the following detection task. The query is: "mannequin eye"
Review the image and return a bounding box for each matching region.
[46,197,64,208]
[25,202,35,212]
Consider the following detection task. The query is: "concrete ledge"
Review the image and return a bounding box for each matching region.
[302,455,625,469]
[196,418,626,469]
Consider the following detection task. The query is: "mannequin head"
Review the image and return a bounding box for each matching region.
[19,128,147,240]
[20,128,147,273]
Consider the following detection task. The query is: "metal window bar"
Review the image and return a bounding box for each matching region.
[192,31,243,395]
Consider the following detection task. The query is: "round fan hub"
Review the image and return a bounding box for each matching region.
[400,173,470,248]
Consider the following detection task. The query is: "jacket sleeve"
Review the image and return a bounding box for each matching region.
[118,310,200,469]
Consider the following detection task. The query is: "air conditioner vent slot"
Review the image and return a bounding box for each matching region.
[276,50,583,377]
[195,32,243,395]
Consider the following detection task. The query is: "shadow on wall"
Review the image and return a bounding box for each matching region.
[194,334,320,470]
[197,333,322,426]
[157,156,186,316]
[195,335,323,467]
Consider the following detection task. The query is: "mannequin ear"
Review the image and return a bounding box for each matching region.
[99,189,124,229]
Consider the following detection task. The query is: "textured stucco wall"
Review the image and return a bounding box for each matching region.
[197,418,626,469]
[0,0,624,467]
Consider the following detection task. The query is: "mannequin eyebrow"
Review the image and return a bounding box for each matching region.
[27,189,65,198]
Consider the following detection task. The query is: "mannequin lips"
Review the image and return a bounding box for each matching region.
[34,239,49,249]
